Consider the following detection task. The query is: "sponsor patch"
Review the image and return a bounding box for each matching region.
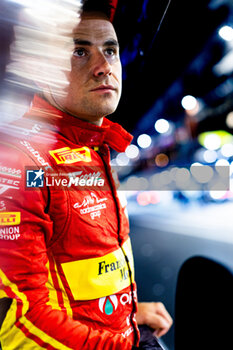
[0,165,21,178]
[61,238,134,300]
[49,147,91,164]
[0,178,20,188]
[0,212,21,226]
[74,192,107,220]
[0,174,20,197]
[98,295,118,315]
[22,123,42,137]
[20,141,51,169]
[0,201,6,212]
[0,226,20,240]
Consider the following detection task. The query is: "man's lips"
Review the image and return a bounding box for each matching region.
[90,85,116,92]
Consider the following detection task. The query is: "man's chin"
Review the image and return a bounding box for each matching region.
[91,103,117,118]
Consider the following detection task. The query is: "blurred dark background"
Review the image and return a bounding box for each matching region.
[113,1,233,349]
[113,0,233,136]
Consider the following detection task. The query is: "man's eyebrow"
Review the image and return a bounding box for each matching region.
[73,39,92,46]
[103,39,119,47]
[73,38,119,47]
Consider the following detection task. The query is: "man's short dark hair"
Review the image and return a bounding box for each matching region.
[82,0,115,20]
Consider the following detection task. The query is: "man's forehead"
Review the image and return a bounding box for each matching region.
[72,13,117,42]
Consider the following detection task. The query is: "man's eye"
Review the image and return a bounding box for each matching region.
[105,48,116,56]
[73,48,86,57]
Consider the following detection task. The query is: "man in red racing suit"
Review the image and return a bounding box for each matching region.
[0,94,139,349]
[0,1,172,349]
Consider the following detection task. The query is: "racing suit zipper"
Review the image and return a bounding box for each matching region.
[96,148,139,346]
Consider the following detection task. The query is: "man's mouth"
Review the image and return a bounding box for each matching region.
[90,85,116,93]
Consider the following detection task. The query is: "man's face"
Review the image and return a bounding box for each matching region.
[51,12,122,124]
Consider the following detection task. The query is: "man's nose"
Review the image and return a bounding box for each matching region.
[92,52,112,77]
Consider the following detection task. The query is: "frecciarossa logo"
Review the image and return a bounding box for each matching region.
[61,238,135,301]
[49,147,91,164]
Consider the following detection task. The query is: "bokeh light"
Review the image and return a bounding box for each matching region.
[125,144,140,159]
[155,153,169,167]
[137,134,152,148]
[219,25,233,41]
[154,118,170,133]
[203,134,221,150]
[181,95,198,110]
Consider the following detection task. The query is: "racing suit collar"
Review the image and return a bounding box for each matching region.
[26,95,133,153]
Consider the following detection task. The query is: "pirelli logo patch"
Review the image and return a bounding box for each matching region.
[49,147,91,165]
[0,212,21,226]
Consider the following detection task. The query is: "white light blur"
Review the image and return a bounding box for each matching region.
[191,162,203,167]
[136,191,160,206]
[159,170,172,186]
[125,145,140,159]
[7,0,36,5]
[137,134,152,148]
[181,95,197,110]
[221,143,233,158]
[8,0,79,9]
[116,153,130,166]
[175,168,191,189]
[226,112,233,128]
[150,173,160,188]
[230,179,233,191]
[213,49,233,75]
[181,190,202,200]
[154,119,170,134]
[23,1,79,26]
[137,192,151,206]
[209,190,227,200]
[230,161,233,175]
[203,150,217,163]
[125,176,149,191]
[0,96,29,123]
[110,158,117,166]
[215,159,230,180]
[203,134,221,150]
[215,159,230,166]
[219,25,233,41]
[194,148,206,162]
[150,171,172,190]
[138,177,149,190]
[6,0,82,95]
[126,176,140,189]
[190,163,214,183]
[169,167,179,178]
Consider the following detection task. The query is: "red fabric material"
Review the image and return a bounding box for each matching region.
[25,95,133,152]
[109,0,118,22]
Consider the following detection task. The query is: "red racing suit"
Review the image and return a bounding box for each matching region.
[0,95,140,349]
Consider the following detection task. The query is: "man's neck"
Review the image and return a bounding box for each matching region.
[40,91,103,127]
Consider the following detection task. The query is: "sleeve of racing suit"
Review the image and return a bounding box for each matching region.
[0,143,132,350]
